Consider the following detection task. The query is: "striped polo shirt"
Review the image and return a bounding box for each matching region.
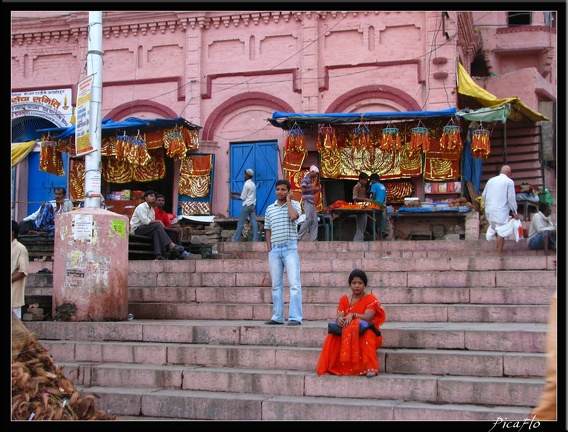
[300,172,315,204]
[264,199,302,245]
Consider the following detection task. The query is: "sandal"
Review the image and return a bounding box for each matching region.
[366,371,377,378]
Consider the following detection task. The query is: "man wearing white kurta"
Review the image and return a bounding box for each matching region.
[482,165,519,256]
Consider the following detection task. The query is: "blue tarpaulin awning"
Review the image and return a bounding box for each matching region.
[268,108,458,129]
[36,116,201,140]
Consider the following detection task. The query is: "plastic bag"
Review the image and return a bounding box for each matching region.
[513,219,524,242]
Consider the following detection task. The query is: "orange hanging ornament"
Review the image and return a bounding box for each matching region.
[471,127,491,158]
[410,124,429,156]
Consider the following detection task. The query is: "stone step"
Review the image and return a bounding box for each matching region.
[126,302,550,323]
[60,362,545,406]
[59,343,546,383]
[75,385,535,421]
[20,238,555,421]
[26,280,556,307]
[25,320,548,353]
[134,269,555,289]
[27,255,556,275]
[215,239,548,254]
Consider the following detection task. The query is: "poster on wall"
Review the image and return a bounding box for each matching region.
[11,88,73,131]
[75,74,95,156]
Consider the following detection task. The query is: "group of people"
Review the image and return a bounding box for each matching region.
[11,169,557,415]
[130,190,189,260]
[352,172,388,241]
[261,177,387,376]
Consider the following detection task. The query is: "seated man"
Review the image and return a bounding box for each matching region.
[19,187,72,235]
[130,190,186,260]
[528,203,556,256]
[154,193,189,259]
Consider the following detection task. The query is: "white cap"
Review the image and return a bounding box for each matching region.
[309,165,319,173]
[245,169,254,177]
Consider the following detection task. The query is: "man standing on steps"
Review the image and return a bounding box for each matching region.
[369,173,388,239]
[231,168,259,242]
[482,165,519,256]
[297,165,321,241]
[352,172,372,241]
[263,179,303,326]
[12,220,29,319]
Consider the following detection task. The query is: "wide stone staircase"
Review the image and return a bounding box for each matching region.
[23,239,556,421]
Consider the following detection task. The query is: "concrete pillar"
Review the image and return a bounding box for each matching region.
[52,208,129,321]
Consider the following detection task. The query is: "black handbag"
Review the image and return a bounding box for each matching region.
[327,320,381,336]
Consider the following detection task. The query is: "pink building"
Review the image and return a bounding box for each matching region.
[11,10,557,222]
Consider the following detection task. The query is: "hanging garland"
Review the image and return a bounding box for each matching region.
[163,125,188,159]
[410,122,430,155]
[115,131,151,165]
[351,123,372,151]
[317,124,337,152]
[471,124,491,158]
[284,124,306,153]
[440,123,463,152]
[379,125,401,152]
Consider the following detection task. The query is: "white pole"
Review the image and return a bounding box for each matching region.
[84,11,103,208]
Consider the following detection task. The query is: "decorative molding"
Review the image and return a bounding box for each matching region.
[201,69,301,100]
[201,92,294,141]
[106,99,177,120]
[319,59,424,92]
[327,84,421,113]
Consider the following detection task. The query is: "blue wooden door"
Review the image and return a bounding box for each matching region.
[230,141,278,217]
[27,151,69,215]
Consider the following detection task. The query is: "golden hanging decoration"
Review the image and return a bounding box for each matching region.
[379,125,402,152]
[317,124,337,152]
[163,126,187,160]
[471,124,491,159]
[409,121,430,155]
[440,118,463,152]
[284,124,306,153]
[351,123,372,151]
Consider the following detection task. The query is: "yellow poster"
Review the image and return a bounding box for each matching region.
[75,74,94,156]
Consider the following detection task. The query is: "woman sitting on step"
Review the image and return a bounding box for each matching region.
[316,268,386,377]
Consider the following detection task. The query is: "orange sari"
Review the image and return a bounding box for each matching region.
[316,293,386,376]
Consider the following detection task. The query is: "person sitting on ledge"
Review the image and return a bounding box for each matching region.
[130,190,185,260]
[528,203,556,256]
[19,187,72,235]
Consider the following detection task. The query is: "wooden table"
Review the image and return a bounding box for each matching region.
[389,211,469,240]
[329,208,383,241]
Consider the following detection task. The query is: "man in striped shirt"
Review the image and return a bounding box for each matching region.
[263,179,303,326]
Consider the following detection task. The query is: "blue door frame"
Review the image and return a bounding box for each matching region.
[27,151,69,215]
[230,141,278,217]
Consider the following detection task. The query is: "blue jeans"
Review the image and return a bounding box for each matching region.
[232,204,258,242]
[268,241,303,323]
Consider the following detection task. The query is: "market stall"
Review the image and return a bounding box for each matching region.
[35,117,219,218]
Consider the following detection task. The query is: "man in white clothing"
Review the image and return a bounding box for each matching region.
[481,165,519,256]
[231,168,259,242]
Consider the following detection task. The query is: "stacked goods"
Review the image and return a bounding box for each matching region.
[11,315,116,421]
[403,197,421,207]
[449,196,474,208]
[328,200,383,211]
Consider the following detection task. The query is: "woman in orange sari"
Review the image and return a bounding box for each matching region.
[316,268,386,377]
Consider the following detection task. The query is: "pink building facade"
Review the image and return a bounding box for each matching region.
[11,10,557,221]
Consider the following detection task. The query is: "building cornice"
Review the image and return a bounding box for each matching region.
[12,11,383,45]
